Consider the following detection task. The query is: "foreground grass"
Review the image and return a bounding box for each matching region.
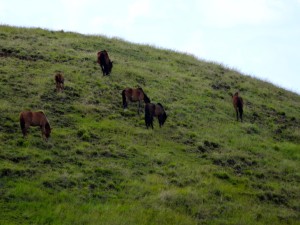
[0,25,299,225]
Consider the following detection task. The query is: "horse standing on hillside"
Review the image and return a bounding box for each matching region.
[145,103,167,129]
[54,72,64,92]
[122,87,151,114]
[19,111,52,141]
[97,50,113,76]
[232,92,244,122]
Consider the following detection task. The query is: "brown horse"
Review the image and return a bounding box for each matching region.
[145,103,167,129]
[19,111,51,141]
[232,92,244,122]
[55,72,64,92]
[122,87,151,114]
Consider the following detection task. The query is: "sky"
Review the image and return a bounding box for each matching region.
[1,0,300,94]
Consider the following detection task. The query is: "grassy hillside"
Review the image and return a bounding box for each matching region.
[0,25,299,225]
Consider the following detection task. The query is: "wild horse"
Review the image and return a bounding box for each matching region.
[232,92,244,122]
[19,111,51,141]
[122,87,151,114]
[145,103,167,129]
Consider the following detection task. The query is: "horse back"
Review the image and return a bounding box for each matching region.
[129,88,142,101]
[154,103,163,116]
[22,111,48,126]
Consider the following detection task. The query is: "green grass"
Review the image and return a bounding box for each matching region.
[0,25,299,225]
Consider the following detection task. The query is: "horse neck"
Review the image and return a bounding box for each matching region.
[44,117,50,126]
[45,121,51,129]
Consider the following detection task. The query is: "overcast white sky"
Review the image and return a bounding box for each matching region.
[1,0,299,94]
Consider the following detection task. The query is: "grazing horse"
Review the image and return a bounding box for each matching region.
[232,92,244,122]
[54,72,64,92]
[97,50,113,76]
[145,103,167,129]
[19,111,51,141]
[122,87,151,114]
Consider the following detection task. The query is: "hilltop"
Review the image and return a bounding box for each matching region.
[0,25,299,225]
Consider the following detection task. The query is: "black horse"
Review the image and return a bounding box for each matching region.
[97,50,113,76]
[145,103,167,129]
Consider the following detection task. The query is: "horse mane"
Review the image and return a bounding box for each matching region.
[38,111,50,124]
[144,93,151,103]
[157,103,167,124]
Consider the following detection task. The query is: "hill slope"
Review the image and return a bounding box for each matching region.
[0,25,299,225]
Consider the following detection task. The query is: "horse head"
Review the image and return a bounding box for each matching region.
[45,123,51,139]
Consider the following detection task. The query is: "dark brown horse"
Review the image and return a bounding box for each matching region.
[232,92,243,122]
[19,111,51,141]
[145,103,167,129]
[122,87,151,114]
[97,50,113,76]
[55,72,64,92]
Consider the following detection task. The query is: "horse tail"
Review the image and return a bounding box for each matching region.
[19,113,26,136]
[239,106,243,116]
[122,90,127,108]
[237,97,243,121]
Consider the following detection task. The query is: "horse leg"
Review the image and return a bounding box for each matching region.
[123,100,128,109]
[138,101,141,114]
[121,91,128,109]
[235,108,239,121]
[239,108,243,122]
[102,66,105,76]
[22,126,27,138]
[40,125,47,141]
[150,115,154,129]
[157,116,161,128]
[22,123,30,138]
[145,116,150,129]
